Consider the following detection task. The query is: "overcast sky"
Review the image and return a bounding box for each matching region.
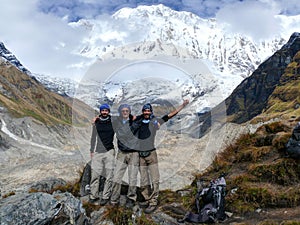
[0,0,299,79]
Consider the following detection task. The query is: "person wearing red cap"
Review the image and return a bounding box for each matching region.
[89,103,115,206]
[132,99,189,213]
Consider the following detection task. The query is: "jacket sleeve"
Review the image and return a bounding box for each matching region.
[158,115,169,125]
[130,115,143,134]
[90,124,97,153]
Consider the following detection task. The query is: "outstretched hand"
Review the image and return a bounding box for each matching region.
[182,99,189,107]
[167,99,189,119]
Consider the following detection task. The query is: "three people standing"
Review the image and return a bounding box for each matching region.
[89,100,189,212]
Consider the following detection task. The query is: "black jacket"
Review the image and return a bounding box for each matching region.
[131,114,169,151]
[90,115,114,153]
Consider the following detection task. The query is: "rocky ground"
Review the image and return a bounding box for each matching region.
[3,110,298,224]
[0,110,249,195]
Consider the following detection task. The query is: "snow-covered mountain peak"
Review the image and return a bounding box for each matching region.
[32,73,77,97]
[113,4,198,21]
[72,4,298,85]
[0,42,31,75]
[112,4,214,41]
[4,4,300,122]
[282,32,300,49]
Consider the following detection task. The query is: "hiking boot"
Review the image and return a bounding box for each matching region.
[89,197,100,205]
[138,201,149,208]
[125,199,135,208]
[100,198,109,206]
[144,204,157,214]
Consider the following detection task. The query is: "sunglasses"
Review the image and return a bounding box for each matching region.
[121,110,129,112]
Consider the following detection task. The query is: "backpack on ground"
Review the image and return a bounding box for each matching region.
[286,122,300,159]
[179,175,227,223]
[80,160,106,197]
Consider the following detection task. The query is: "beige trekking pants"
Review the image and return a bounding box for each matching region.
[139,150,160,206]
[90,150,115,200]
[111,151,139,203]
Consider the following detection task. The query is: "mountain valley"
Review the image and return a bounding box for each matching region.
[0,4,300,224]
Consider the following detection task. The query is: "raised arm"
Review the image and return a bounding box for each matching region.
[167,99,189,119]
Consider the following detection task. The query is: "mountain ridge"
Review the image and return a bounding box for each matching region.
[74,4,292,80]
[226,32,300,123]
[0,6,300,224]
[0,57,89,126]
[0,42,31,75]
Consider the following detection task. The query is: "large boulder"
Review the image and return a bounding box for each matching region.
[0,192,89,225]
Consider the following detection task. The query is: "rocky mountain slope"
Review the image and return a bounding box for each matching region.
[2,50,298,223]
[0,6,299,224]
[226,32,300,123]
[191,38,300,223]
[0,55,93,195]
[0,58,89,125]
[195,32,300,139]
[0,42,31,75]
[147,31,300,224]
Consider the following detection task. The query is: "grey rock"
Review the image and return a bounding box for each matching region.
[151,211,180,225]
[0,132,9,151]
[176,189,192,197]
[0,192,88,225]
[90,207,113,225]
[28,177,67,193]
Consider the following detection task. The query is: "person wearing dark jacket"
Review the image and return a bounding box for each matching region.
[110,104,139,207]
[89,103,115,206]
[132,100,189,213]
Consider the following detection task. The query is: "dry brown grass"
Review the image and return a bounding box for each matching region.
[0,61,90,125]
[193,120,300,218]
[2,191,16,198]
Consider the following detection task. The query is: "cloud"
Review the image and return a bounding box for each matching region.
[0,0,299,79]
[0,0,91,79]
[216,0,283,40]
[272,0,300,15]
[36,0,300,22]
[36,0,228,20]
[37,0,138,21]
